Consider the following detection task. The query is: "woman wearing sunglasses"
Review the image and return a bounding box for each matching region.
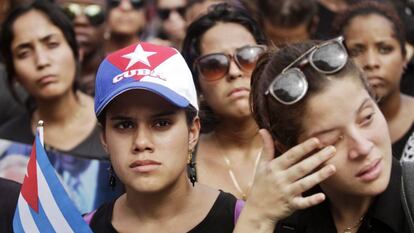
[105,0,147,53]
[0,1,106,158]
[181,3,267,200]
[333,1,414,160]
[233,37,411,232]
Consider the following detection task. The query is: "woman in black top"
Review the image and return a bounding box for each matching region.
[88,41,240,233]
[235,37,411,232]
[333,1,414,160]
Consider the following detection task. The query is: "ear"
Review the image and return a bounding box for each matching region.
[100,125,109,154]
[188,116,201,151]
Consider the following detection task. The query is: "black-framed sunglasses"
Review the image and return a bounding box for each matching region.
[109,0,146,10]
[194,45,267,82]
[265,36,348,105]
[61,3,105,26]
[157,6,186,20]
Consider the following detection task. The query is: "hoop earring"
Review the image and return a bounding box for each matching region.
[108,165,117,190]
[187,150,197,187]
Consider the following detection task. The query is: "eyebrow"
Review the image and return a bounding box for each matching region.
[14,34,57,51]
[308,97,372,138]
[109,110,179,121]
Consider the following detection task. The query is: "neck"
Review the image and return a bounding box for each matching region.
[326,190,373,232]
[35,90,80,124]
[214,116,261,148]
[122,174,194,220]
[378,91,401,122]
[106,33,140,54]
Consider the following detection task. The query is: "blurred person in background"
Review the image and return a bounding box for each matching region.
[184,0,223,25]
[57,0,107,95]
[0,0,106,158]
[256,0,319,47]
[334,1,414,159]
[155,0,188,49]
[105,0,147,53]
[182,3,267,200]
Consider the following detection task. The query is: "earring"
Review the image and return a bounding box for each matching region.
[187,150,197,187]
[108,165,116,190]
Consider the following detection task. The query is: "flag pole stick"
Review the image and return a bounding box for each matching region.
[37,120,44,147]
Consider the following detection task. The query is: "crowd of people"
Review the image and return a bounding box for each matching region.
[0,0,414,232]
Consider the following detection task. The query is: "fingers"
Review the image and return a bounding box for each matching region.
[292,193,326,210]
[271,137,321,169]
[290,164,336,195]
[287,146,336,182]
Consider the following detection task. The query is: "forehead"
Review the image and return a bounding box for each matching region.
[301,78,369,137]
[157,0,186,8]
[106,90,181,116]
[200,22,256,54]
[57,0,106,6]
[11,10,63,46]
[345,14,396,42]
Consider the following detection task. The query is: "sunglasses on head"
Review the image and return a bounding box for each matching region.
[265,36,348,105]
[109,0,145,10]
[157,6,186,20]
[61,3,105,26]
[194,45,266,82]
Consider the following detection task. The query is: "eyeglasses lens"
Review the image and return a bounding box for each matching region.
[110,0,144,9]
[158,6,186,20]
[198,54,229,81]
[312,42,347,73]
[272,69,307,104]
[62,3,104,26]
[236,46,265,71]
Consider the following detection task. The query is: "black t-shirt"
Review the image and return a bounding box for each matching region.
[89,191,236,233]
[393,122,414,160]
[275,159,409,233]
[0,178,21,233]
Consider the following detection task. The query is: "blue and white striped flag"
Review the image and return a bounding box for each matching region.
[13,123,93,233]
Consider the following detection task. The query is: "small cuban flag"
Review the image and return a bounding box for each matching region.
[13,121,93,233]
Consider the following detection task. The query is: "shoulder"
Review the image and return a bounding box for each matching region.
[189,191,237,233]
[89,199,117,233]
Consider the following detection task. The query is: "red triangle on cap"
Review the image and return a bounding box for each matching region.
[107,42,177,72]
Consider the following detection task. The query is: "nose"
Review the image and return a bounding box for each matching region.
[362,49,380,72]
[72,11,90,26]
[347,128,374,160]
[119,0,133,11]
[227,57,243,80]
[132,126,154,153]
[35,47,50,70]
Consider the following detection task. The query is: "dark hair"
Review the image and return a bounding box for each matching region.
[250,41,372,156]
[181,2,267,132]
[0,0,80,106]
[98,104,198,129]
[333,1,406,57]
[257,0,318,28]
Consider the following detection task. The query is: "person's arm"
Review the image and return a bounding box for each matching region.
[233,129,336,233]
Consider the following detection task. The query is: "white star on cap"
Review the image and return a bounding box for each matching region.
[122,44,156,69]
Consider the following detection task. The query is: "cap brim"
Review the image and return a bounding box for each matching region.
[95,82,191,116]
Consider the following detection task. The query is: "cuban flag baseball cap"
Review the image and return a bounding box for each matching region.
[94,42,199,117]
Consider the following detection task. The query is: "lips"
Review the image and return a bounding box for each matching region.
[37,75,57,86]
[227,87,250,97]
[129,160,162,173]
[367,76,385,87]
[355,158,382,182]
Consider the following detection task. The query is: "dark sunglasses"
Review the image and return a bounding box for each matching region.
[157,6,186,20]
[61,3,105,26]
[194,45,266,82]
[265,36,348,105]
[109,0,145,10]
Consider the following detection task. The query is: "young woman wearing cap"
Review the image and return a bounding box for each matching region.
[333,1,414,160]
[0,1,105,158]
[88,41,237,232]
[233,37,411,232]
[181,3,268,201]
